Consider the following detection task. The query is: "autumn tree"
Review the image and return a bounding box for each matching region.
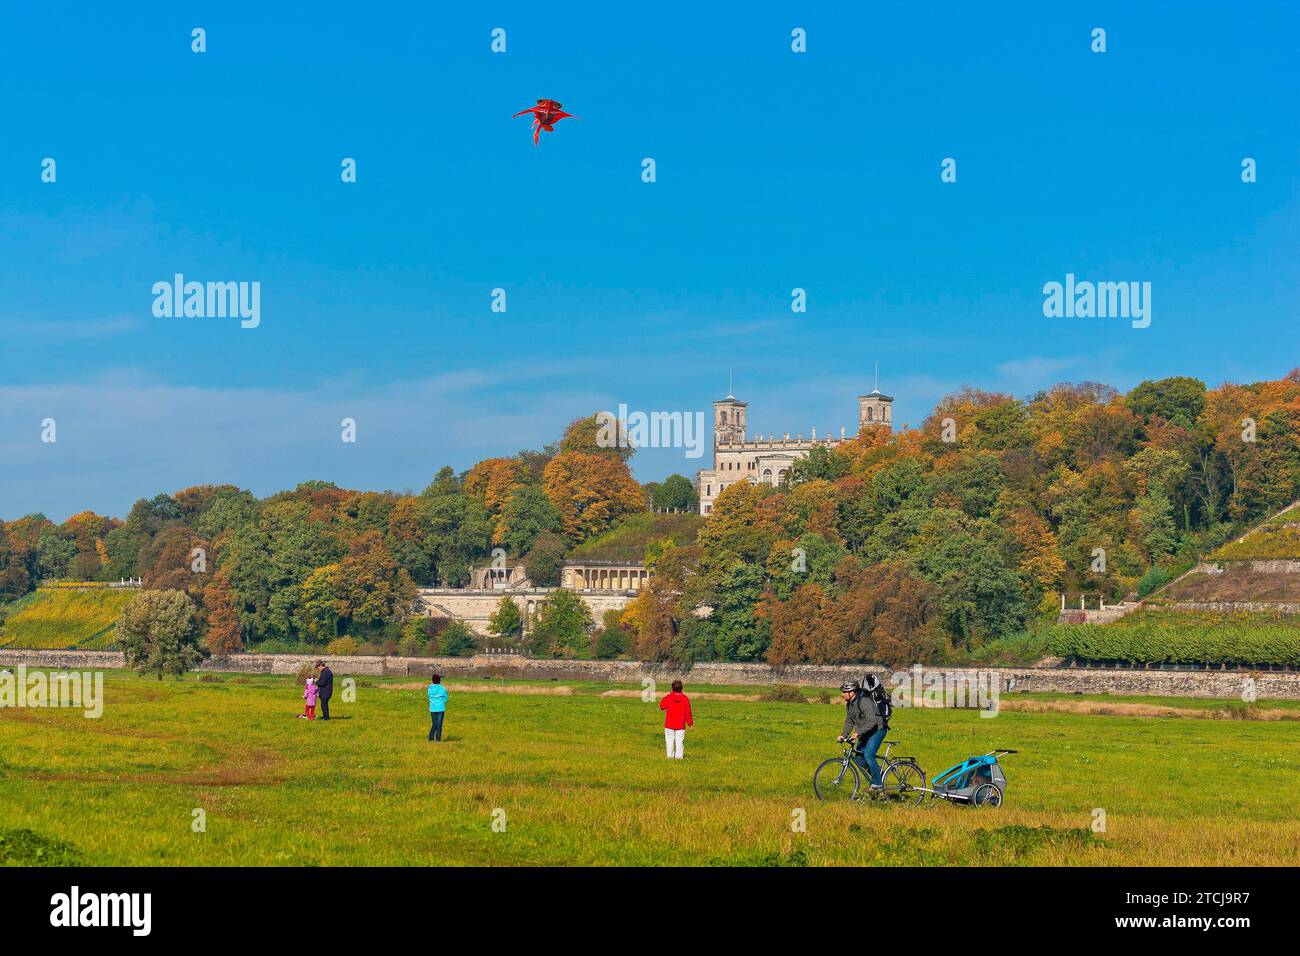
[202,569,244,655]
[295,563,343,643]
[335,531,415,633]
[763,583,831,666]
[560,414,635,461]
[542,452,644,542]
[825,561,945,667]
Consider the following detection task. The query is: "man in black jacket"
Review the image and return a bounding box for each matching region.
[837,679,885,791]
[315,661,334,720]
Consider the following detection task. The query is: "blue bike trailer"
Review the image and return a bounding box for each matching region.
[930,749,1017,804]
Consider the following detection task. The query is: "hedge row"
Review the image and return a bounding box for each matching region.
[1047,616,1300,666]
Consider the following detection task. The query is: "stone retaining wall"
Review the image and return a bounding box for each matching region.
[1162,600,1300,614]
[416,588,632,636]
[2,648,1297,699]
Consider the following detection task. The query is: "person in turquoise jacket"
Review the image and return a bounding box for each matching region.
[427,673,448,742]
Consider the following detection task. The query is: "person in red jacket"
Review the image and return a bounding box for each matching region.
[659,680,694,759]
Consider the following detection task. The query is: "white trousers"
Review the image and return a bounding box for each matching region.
[665,727,685,759]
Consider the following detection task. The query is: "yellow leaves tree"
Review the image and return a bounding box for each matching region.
[1000,505,1066,607]
[541,452,644,542]
[464,457,533,544]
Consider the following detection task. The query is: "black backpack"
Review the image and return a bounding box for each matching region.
[863,677,892,725]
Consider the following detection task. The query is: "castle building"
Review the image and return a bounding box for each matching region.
[694,381,894,514]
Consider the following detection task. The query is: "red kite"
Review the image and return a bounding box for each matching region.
[512,98,575,145]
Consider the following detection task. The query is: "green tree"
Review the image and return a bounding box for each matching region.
[788,445,848,484]
[1135,489,1176,561]
[525,531,568,587]
[488,595,524,638]
[528,588,592,657]
[837,458,929,551]
[1126,376,1207,430]
[970,399,1033,451]
[499,485,563,556]
[924,451,1006,519]
[909,529,1027,648]
[438,620,477,657]
[35,530,76,581]
[426,493,494,587]
[399,617,436,657]
[117,589,203,678]
[194,487,260,540]
[707,559,768,661]
[650,473,699,511]
[594,626,626,659]
[765,532,846,600]
[389,479,493,588]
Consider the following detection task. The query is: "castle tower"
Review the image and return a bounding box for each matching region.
[714,386,748,446]
[858,386,894,431]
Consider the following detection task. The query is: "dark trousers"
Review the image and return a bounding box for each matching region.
[853,725,888,786]
[319,694,331,720]
[428,711,445,741]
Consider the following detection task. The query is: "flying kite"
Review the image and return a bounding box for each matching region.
[512,98,575,145]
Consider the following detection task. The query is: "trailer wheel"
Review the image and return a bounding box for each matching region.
[973,783,1003,807]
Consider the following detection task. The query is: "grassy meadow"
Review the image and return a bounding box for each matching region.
[2,671,1298,866]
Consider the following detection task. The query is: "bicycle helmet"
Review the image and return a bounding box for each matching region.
[839,680,859,693]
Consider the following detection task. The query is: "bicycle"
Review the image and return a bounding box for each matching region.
[812,738,926,805]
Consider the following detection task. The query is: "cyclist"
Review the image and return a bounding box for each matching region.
[837,679,887,793]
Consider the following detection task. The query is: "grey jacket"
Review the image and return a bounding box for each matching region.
[843,691,881,738]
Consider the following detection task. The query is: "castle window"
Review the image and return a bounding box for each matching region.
[866,406,874,421]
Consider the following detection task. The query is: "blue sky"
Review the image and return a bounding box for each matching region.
[2,1,1297,521]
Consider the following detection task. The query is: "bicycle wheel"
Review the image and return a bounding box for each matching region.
[813,757,860,801]
[972,783,1003,807]
[881,760,926,806]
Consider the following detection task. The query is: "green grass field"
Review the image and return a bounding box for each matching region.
[1,672,1297,866]
[0,587,134,649]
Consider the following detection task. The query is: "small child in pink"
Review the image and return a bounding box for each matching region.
[303,677,318,720]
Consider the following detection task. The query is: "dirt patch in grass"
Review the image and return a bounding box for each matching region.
[25,741,286,789]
